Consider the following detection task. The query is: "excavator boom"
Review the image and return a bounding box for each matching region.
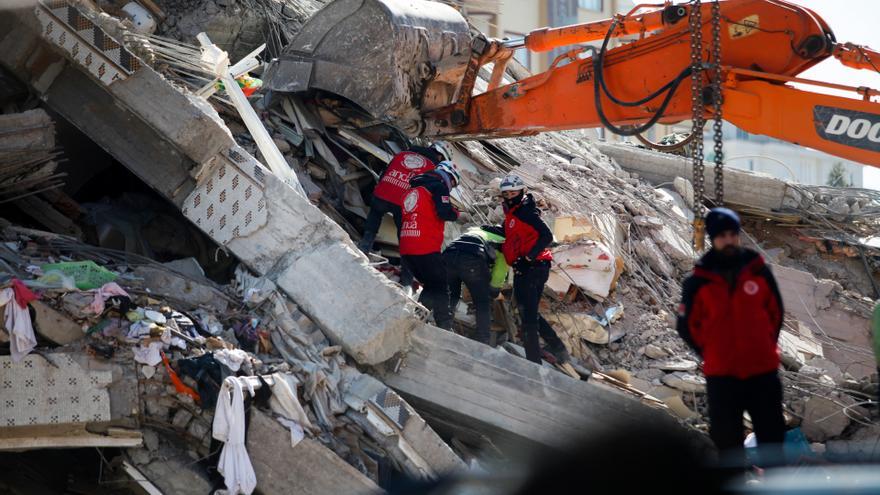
[267,0,880,167]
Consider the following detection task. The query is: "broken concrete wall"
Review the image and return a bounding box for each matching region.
[0,108,54,153]
[770,263,875,378]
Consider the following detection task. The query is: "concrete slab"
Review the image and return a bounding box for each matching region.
[31,301,83,345]
[247,409,380,495]
[378,324,702,452]
[595,143,798,211]
[342,370,466,478]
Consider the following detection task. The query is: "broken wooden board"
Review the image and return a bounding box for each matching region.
[0,424,142,450]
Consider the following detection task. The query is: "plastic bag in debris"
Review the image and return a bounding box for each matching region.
[40,260,117,290]
[234,265,277,306]
[24,269,77,291]
[193,309,224,336]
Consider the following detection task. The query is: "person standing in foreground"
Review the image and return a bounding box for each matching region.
[499,174,567,364]
[677,207,786,467]
[399,161,461,330]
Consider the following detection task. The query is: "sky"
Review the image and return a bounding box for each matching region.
[632,0,880,188]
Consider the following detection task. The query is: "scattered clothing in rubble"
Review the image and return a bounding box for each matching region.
[132,341,164,366]
[88,282,130,314]
[214,348,250,372]
[178,353,225,409]
[213,376,257,495]
[277,417,306,448]
[233,319,259,353]
[193,308,224,336]
[0,280,38,362]
[162,351,201,403]
[267,372,314,430]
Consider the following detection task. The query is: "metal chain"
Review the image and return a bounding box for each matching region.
[710,0,724,207]
[689,0,706,250]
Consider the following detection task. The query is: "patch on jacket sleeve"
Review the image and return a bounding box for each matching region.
[743,280,760,296]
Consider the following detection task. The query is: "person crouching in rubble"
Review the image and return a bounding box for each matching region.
[358,141,452,277]
[499,174,568,364]
[399,161,462,330]
[677,208,786,468]
[443,225,508,345]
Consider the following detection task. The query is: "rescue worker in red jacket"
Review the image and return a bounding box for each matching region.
[499,174,568,364]
[358,141,452,254]
[677,208,785,467]
[399,161,461,330]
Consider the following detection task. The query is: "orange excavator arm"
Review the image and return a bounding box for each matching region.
[424,0,880,167]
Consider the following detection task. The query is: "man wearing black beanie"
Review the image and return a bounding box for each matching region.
[677,208,786,470]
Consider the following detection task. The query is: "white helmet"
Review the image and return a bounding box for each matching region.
[499,174,526,192]
[435,160,461,187]
[431,140,455,162]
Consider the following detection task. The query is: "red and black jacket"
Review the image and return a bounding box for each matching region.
[372,151,436,206]
[676,248,784,378]
[501,193,553,266]
[399,171,459,256]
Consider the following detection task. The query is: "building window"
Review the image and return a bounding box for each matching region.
[578,0,602,11]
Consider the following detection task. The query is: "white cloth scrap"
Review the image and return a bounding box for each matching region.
[127,320,154,339]
[132,341,164,366]
[276,417,305,448]
[88,282,130,314]
[213,377,257,495]
[0,288,36,362]
[268,373,314,430]
[214,348,249,372]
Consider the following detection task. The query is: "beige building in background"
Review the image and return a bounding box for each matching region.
[459,0,624,73]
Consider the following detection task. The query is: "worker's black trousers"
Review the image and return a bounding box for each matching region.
[360,196,411,285]
[444,250,492,344]
[706,371,786,468]
[403,252,452,330]
[513,261,565,363]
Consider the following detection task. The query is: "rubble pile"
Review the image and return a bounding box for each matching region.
[2,0,880,491]
[120,0,878,448]
[0,221,462,493]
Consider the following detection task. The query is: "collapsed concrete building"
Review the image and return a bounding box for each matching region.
[0,0,878,493]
